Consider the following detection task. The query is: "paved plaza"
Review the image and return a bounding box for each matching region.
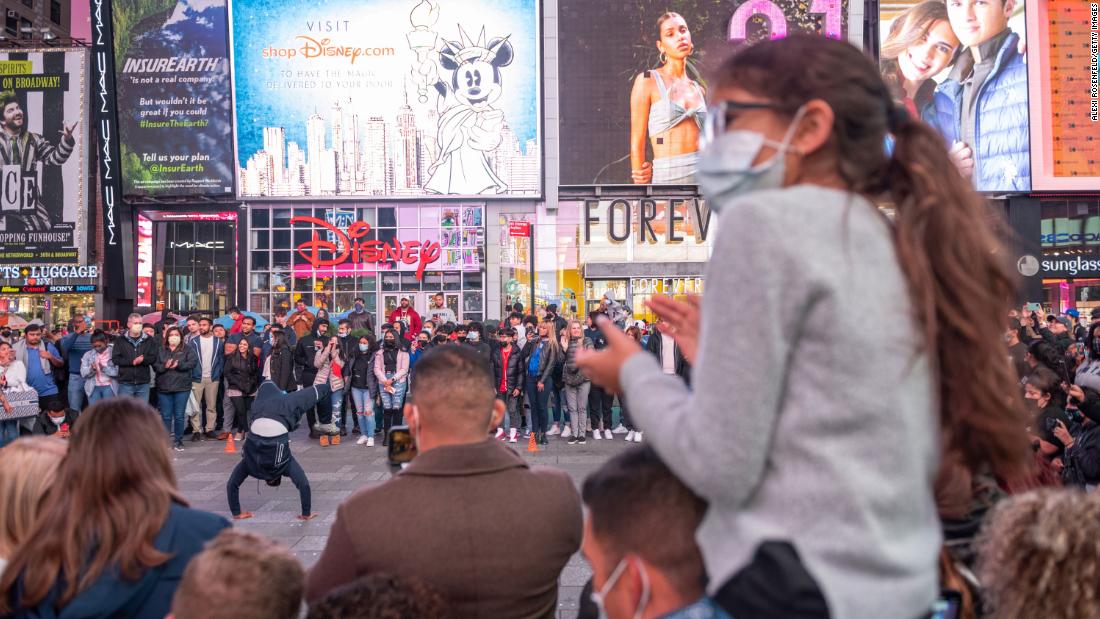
[173,427,632,619]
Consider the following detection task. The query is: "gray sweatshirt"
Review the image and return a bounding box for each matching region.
[620,185,940,618]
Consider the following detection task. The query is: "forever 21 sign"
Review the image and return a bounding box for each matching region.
[582,199,712,245]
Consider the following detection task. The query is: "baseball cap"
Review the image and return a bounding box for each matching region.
[1092,308,1100,321]
[1067,309,1080,318]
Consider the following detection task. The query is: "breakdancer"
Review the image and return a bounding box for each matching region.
[227,380,332,521]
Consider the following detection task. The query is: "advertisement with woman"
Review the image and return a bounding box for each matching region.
[879,0,1031,193]
[559,0,854,187]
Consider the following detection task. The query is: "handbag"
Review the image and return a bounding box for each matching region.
[0,387,40,420]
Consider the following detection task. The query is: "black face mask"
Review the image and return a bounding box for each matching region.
[418,340,429,347]
[384,340,397,349]
[456,335,467,343]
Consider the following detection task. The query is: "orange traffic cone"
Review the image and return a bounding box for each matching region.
[224,433,236,453]
[527,431,539,453]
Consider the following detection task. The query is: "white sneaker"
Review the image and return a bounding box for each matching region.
[634,431,643,443]
[625,430,635,442]
[367,437,375,447]
[604,429,613,440]
[594,430,603,440]
[509,428,518,443]
[612,424,628,434]
[494,428,504,439]
[524,429,531,437]
[356,436,369,445]
[547,423,561,436]
[561,426,572,439]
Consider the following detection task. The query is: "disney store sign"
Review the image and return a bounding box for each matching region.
[290,216,442,280]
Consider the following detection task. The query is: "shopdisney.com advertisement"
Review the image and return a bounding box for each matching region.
[228,0,541,200]
[879,0,1030,193]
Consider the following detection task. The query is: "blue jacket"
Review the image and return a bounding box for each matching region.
[924,31,1030,192]
[9,503,229,619]
[188,335,225,381]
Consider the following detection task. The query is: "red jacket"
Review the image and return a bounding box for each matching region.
[387,307,421,340]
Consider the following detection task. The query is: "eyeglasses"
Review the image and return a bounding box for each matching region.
[700,99,786,150]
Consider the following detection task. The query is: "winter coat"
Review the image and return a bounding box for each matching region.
[521,338,560,385]
[294,330,328,386]
[313,345,347,392]
[112,333,160,385]
[645,330,692,385]
[265,344,296,392]
[153,346,199,393]
[80,347,119,396]
[373,347,410,384]
[224,352,260,395]
[1062,423,1100,488]
[348,351,377,397]
[347,310,374,334]
[186,335,225,382]
[561,336,593,387]
[924,31,1030,192]
[492,343,524,394]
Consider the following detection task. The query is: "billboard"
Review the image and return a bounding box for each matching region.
[1026,0,1099,191]
[113,0,236,197]
[879,0,1030,193]
[558,0,854,187]
[228,0,541,200]
[0,49,88,265]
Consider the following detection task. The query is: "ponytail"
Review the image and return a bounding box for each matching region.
[887,114,1030,476]
[717,34,1030,479]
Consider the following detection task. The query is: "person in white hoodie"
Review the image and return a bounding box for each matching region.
[578,34,1029,619]
[0,341,33,447]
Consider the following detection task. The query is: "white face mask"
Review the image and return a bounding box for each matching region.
[168,335,181,346]
[467,331,480,342]
[49,415,65,426]
[696,105,806,208]
[591,557,650,619]
[130,324,143,337]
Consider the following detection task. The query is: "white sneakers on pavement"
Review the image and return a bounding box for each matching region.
[612,424,628,434]
[634,431,644,443]
[561,426,572,439]
[604,429,613,440]
[625,430,635,442]
[594,430,603,440]
[547,423,561,436]
[494,428,504,440]
[356,436,369,445]
[509,428,518,443]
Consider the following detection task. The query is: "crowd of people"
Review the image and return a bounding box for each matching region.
[0,293,662,452]
[3,32,1100,619]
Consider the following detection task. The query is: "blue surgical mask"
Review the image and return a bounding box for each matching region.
[696,105,806,208]
[358,343,369,352]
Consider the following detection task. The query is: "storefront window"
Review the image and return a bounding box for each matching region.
[249,204,486,324]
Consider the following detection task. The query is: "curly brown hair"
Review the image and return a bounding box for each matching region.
[976,489,1100,618]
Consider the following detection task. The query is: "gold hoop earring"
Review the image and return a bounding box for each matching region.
[659,51,667,65]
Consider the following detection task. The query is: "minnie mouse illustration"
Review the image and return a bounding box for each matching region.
[424,26,513,195]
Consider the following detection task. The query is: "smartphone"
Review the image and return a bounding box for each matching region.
[1045,417,1060,432]
[387,426,417,467]
[1025,302,1043,314]
[932,590,962,619]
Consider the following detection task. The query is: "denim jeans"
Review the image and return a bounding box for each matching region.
[158,390,189,443]
[0,419,19,447]
[67,374,86,411]
[88,385,114,404]
[525,374,552,434]
[117,382,151,402]
[331,389,345,428]
[350,387,376,436]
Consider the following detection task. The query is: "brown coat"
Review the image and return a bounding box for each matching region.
[288,309,315,339]
[305,439,582,618]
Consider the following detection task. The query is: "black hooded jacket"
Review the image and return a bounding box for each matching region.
[251,381,332,431]
[294,323,330,385]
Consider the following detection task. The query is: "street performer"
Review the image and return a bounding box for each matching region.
[226,380,332,521]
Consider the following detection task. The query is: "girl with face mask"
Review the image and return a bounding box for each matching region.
[577,34,1029,618]
[373,332,410,446]
[1074,325,1100,395]
[225,338,260,442]
[154,327,199,451]
[349,335,378,446]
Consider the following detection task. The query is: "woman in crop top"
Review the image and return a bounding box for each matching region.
[629,12,706,185]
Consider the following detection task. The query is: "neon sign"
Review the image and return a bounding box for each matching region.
[290,216,442,280]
